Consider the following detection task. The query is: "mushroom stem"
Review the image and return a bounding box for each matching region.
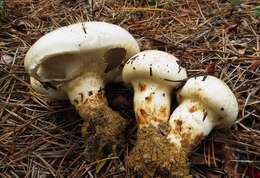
[62,72,105,107]
[62,72,126,158]
[128,82,191,177]
[122,50,189,177]
[168,99,217,149]
[132,80,171,127]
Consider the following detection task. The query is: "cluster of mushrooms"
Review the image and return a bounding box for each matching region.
[24,22,239,177]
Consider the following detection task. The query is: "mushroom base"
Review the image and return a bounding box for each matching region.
[128,123,190,178]
[78,101,127,160]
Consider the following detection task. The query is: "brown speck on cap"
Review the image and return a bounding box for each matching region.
[149,64,153,76]
[82,23,87,34]
[126,55,138,65]
[145,95,152,103]
[176,60,183,73]
[202,111,208,121]
[202,75,207,81]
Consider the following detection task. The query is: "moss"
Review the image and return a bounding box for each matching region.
[128,122,190,178]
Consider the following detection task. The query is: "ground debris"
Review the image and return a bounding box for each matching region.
[0,0,259,177]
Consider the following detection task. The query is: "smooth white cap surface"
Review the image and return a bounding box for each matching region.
[177,75,239,127]
[24,21,140,84]
[122,50,187,87]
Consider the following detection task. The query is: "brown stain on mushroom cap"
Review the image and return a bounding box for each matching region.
[138,83,146,92]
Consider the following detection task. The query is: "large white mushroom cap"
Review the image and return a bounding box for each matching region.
[24,21,140,84]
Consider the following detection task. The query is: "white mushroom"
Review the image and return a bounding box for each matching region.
[24,21,140,158]
[122,50,187,127]
[168,75,239,149]
[122,50,188,177]
[153,75,239,176]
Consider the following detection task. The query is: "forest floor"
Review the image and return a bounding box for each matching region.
[0,0,259,177]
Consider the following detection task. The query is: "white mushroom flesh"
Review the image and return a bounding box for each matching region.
[132,80,172,127]
[168,75,239,149]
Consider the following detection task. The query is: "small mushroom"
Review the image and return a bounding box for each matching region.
[123,50,187,127]
[159,75,239,176]
[24,21,140,158]
[122,50,188,177]
[168,75,239,149]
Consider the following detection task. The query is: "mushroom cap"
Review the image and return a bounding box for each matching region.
[177,75,239,128]
[122,50,187,87]
[30,77,67,100]
[24,21,140,83]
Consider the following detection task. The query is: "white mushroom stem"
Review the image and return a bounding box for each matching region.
[62,72,106,107]
[61,71,127,157]
[61,72,116,136]
[168,99,217,149]
[132,80,172,128]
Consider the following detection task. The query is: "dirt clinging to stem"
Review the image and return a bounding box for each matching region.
[76,92,127,160]
[128,122,190,178]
